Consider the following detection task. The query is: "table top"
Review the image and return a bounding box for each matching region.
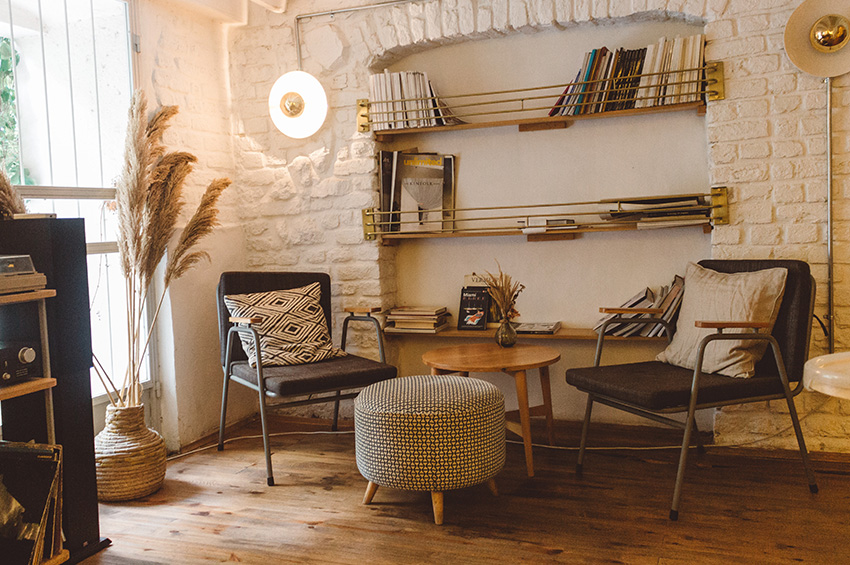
[422,343,561,373]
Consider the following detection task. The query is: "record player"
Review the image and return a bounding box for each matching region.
[0,255,47,295]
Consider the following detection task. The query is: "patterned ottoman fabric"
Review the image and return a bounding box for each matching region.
[354,374,506,492]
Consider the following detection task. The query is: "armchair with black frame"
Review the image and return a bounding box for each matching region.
[565,259,819,520]
[216,271,397,486]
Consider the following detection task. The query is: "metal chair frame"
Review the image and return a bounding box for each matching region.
[218,310,388,486]
[576,278,818,520]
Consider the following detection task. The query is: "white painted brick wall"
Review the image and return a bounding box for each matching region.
[228,0,850,449]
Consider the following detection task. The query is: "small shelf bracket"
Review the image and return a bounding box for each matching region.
[711,185,729,225]
[706,61,725,102]
[357,99,370,133]
[362,207,378,240]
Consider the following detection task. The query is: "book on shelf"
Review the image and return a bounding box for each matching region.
[593,287,653,333]
[384,321,451,334]
[392,153,456,234]
[646,274,685,337]
[388,305,448,316]
[598,194,709,224]
[378,149,455,234]
[387,311,451,329]
[548,33,705,118]
[368,69,461,130]
[514,321,562,334]
[608,288,657,337]
[457,287,490,330]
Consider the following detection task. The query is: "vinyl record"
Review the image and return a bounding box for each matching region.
[785,0,850,77]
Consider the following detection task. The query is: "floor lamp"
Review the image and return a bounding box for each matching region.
[785,0,850,354]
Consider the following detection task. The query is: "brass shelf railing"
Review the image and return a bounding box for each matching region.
[357,62,724,139]
[362,186,729,243]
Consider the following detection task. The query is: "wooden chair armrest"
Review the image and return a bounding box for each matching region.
[695,320,770,329]
[344,306,382,313]
[229,316,263,325]
[599,307,664,315]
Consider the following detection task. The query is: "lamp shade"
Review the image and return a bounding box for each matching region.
[785,0,850,77]
[268,71,328,139]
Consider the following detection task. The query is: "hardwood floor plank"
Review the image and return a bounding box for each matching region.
[82,419,850,564]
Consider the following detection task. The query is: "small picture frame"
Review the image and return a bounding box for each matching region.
[457,287,490,330]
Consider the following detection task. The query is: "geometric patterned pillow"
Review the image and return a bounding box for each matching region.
[223,282,347,367]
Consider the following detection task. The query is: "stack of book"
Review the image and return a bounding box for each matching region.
[600,194,712,230]
[594,274,685,337]
[368,70,461,131]
[549,33,705,117]
[384,306,451,334]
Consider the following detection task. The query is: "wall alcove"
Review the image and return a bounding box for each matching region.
[366,18,713,425]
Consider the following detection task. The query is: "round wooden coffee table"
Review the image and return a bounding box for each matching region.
[422,343,560,477]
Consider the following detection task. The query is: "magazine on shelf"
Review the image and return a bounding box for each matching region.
[457,287,490,330]
[514,321,562,334]
[391,153,456,234]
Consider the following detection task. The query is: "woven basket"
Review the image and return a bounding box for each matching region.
[94,404,166,502]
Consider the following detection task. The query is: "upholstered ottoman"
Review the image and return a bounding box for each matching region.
[354,374,506,525]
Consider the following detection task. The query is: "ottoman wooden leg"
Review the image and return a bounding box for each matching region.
[486,478,498,497]
[363,481,379,505]
[431,491,444,525]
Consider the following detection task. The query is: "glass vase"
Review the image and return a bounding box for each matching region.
[495,319,517,348]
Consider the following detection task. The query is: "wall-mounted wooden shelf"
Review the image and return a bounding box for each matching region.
[373,100,705,142]
[365,188,725,243]
[384,326,666,341]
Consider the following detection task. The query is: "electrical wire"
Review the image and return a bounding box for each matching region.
[166,430,355,461]
[167,395,838,462]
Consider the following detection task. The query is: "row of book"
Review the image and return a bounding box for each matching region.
[378,150,455,234]
[549,33,706,117]
[600,194,712,230]
[368,70,460,131]
[384,306,451,334]
[594,274,685,337]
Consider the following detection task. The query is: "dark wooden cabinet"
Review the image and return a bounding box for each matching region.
[0,218,110,563]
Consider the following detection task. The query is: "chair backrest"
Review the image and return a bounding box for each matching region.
[216,271,333,366]
[698,259,815,383]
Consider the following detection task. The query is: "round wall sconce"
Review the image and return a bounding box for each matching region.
[268,70,328,139]
[785,0,850,77]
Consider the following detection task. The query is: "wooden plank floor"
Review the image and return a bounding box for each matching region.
[82,417,850,564]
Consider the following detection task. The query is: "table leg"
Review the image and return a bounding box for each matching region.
[539,365,555,446]
[511,369,534,478]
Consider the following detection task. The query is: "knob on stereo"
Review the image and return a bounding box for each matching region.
[18,347,36,364]
[2,372,10,381]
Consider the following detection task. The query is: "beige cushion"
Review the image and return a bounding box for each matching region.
[223,282,346,367]
[656,263,787,378]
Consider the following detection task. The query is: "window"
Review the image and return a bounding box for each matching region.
[1,0,138,398]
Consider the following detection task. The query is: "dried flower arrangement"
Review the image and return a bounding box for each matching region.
[93,90,231,408]
[479,262,525,322]
[0,168,25,219]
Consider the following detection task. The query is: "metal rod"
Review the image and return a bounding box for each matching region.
[368,193,714,217]
[7,1,24,184]
[366,74,713,126]
[36,0,55,185]
[369,89,711,126]
[827,76,835,353]
[295,0,422,70]
[367,208,713,227]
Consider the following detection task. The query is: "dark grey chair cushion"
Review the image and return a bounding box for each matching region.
[230,354,398,397]
[565,361,784,411]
